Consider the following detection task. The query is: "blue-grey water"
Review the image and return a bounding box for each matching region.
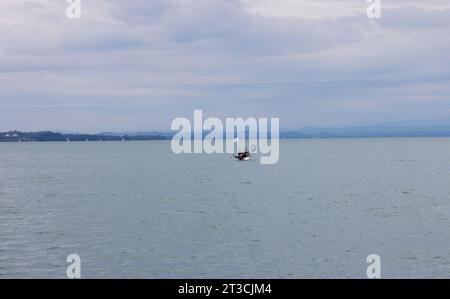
[1,138,450,278]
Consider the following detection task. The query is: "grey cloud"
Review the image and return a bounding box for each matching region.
[0,1,449,131]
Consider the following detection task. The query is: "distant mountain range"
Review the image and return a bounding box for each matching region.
[279,126,450,138]
[2,126,450,142]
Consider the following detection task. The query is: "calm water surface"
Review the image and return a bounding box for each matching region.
[1,138,450,278]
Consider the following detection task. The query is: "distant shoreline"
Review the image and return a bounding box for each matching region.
[0,131,171,142]
[2,129,450,142]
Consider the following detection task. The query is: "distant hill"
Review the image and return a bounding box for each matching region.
[0,131,171,142]
[2,126,450,142]
[280,126,450,138]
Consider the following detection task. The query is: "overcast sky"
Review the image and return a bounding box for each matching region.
[1,0,450,132]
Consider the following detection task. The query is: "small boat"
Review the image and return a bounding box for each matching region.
[234,150,250,161]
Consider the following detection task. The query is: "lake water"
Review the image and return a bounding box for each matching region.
[1,138,450,278]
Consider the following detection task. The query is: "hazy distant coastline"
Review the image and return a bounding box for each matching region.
[3,126,450,142]
[0,131,172,142]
